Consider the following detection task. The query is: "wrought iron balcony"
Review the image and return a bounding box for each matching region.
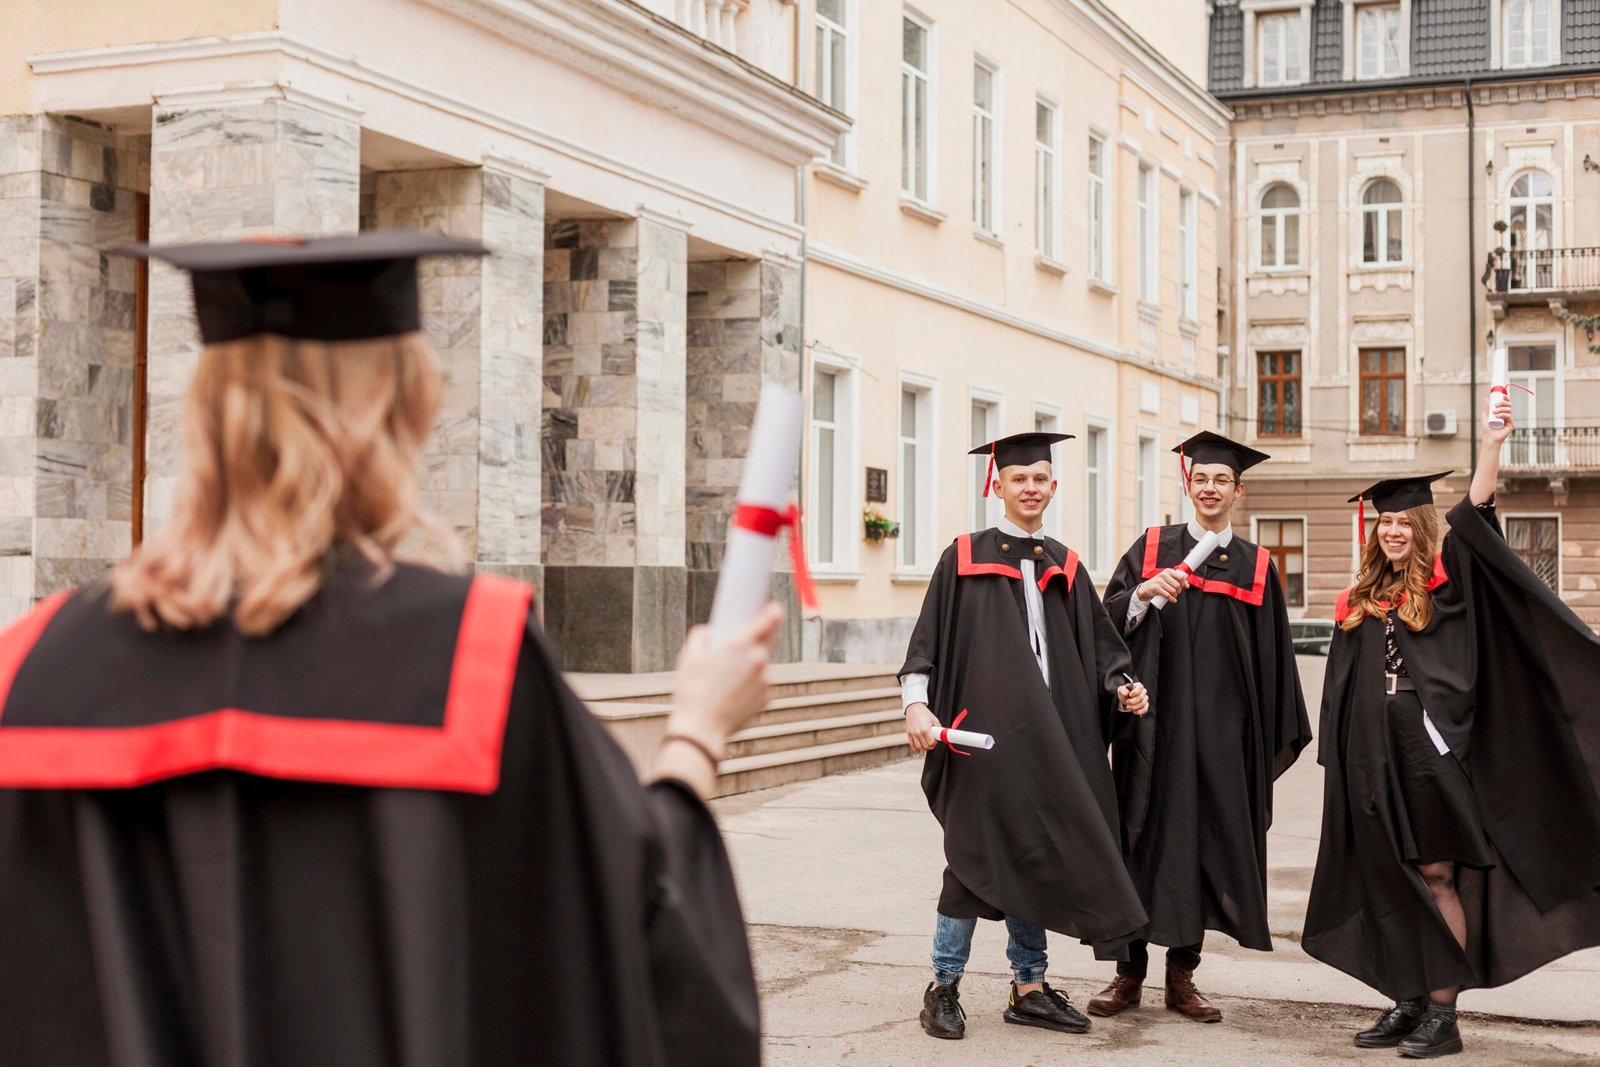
[1502,426,1600,471]
[1484,247,1600,311]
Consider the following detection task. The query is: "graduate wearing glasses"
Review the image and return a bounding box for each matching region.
[1093,432,1311,1025]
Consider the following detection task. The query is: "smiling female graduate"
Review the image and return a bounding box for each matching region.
[1304,393,1600,1058]
[900,432,1150,1042]
[0,231,776,1067]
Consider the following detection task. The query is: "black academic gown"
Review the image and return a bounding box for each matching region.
[1103,526,1310,951]
[0,562,759,1067]
[1304,496,1600,1001]
[900,529,1148,957]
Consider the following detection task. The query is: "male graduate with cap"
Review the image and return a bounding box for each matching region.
[900,432,1150,1042]
[1092,431,1310,1024]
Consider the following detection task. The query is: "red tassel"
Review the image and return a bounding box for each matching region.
[982,444,996,498]
[1358,498,1367,545]
[1178,444,1190,486]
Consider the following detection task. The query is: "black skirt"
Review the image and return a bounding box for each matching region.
[1385,690,1494,868]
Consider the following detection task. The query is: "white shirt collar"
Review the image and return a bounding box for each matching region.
[997,514,1044,539]
[1188,519,1234,547]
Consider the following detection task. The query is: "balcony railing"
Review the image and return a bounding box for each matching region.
[1503,426,1600,470]
[670,0,748,50]
[1484,247,1600,294]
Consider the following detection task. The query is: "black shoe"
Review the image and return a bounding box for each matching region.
[1353,998,1429,1048]
[1002,982,1091,1034]
[920,981,966,1040]
[1398,1004,1463,1059]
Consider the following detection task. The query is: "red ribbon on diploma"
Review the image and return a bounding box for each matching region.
[933,708,974,757]
[733,503,819,609]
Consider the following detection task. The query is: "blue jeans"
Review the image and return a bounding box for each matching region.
[930,912,1048,986]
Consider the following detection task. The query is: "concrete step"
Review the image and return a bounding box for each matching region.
[573,664,901,705]
[713,733,913,798]
[751,687,903,726]
[725,708,907,759]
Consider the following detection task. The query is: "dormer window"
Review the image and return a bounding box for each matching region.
[1357,4,1402,78]
[1258,11,1306,86]
[1504,0,1559,68]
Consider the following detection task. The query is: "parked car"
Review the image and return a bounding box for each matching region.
[1291,619,1336,656]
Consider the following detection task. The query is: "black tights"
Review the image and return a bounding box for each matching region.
[1416,861,1464,1006]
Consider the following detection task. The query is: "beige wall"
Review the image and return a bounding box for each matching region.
[1103,0,1211,89]
[800,0,1228,649]
[0,0,279,114]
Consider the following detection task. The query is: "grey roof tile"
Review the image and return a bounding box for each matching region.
[1210,1,1244,92]
[1311,0,1344,84]
[1414,0,1490,76]
[1569,0,1600,64]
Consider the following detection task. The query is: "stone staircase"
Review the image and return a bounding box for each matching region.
[569,663,910,797]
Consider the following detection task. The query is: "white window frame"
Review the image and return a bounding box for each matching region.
[1360,177,1405,266]
[1178,187,1198,320]
[1137,428,1161,531]
[814,0,859,171]
[972,56,1001,236]
[897,372,939,576]
[1137,162,1159,302]
[900,9,936,204]
[1496,0,1561,70]
[1257,10,1307,87]
[1250,514,1310,609]
[808,350,860,576]
[968,388,1003,532]
[1505,168,1557,286]
[1084,416,1114,574]
[1033,96,1061,262]
[1258,182,1302,271]
[1241,2,1313,89]
[1503,512,1563,594]
[1032,403,1064,541]
[1498,333,1564,467]
[1087,130,1112,282]
[1345,1,1411,81]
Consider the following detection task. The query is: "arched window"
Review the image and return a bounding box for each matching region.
[1259,183,1301,269]
[1361,179,1403,265]
[1508,170,1555,287]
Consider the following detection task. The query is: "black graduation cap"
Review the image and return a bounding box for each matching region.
[1173,430,1270,477]
[1347,471,1453,543]
[968,432,1074,497]
[117,229,490,344]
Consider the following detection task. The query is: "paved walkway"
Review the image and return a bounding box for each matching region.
[713,656,1600,1064]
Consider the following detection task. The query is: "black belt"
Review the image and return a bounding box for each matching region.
[1384,673,1416,694]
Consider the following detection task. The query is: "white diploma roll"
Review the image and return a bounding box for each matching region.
[1488,347,1509,430]
[1150,529,1222,610]
[706,384,806,645]
[926,726,996,751]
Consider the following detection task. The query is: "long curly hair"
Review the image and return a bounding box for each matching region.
[110,331,447,635]
[1339,503,1443,632]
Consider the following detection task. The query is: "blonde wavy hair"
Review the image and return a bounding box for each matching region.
[111,331,446,635]
[1339,503,1443,633]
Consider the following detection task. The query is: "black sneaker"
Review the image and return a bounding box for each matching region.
[1353,998,1429,1048]
[1002,982,1091,1034]
[1398,1004,1463,1059]
[920,980,966,1040]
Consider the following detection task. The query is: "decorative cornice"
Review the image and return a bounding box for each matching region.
[636,203,694,231]
[414,0,847,164]
[1223,71,1600,122]
[152,78,366,124]
[806,241,1223,395]
[27,30,807,243]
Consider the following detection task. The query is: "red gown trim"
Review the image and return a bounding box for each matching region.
[1139,526,1270,607]
[956,533,1023,580]
[1333,553,1450,623]
[1036,549,1079,594]
[0,576,532,794]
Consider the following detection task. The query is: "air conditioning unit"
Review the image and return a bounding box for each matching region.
[1424,410,1458,436]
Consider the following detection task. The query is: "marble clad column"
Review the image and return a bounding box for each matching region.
[685,256,802,661]
[541,215,689,672]
[370,162,545,583]
[144,92,360,530]
[0,115,146,620]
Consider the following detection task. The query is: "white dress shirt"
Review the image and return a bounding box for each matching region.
[1124,520,1233,634]
[902,516,1050,713]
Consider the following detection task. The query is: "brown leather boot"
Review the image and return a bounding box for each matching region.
[1086,975,1142,1017]
[1165,963,1222,1023]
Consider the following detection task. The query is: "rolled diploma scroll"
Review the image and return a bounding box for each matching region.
[1150,529,1222,610]
[1488,346,1509,430]
[926,726,996,750]
[706,384,805,645]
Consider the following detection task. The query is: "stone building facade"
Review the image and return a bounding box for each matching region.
[0,0,845,670]
[1209,0,1600,627]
